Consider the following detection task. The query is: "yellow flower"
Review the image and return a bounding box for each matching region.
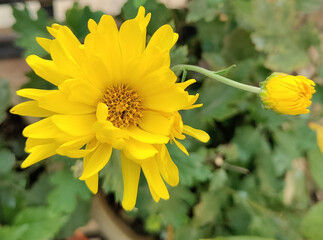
[10,7,209,210]
[259,72,315,115]
[309,122,323,153]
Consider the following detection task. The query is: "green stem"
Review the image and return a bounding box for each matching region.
[172,64,261,94]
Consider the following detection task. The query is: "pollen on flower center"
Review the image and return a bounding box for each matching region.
[101,83,143,128]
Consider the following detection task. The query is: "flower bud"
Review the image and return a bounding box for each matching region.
[259,73,315,115]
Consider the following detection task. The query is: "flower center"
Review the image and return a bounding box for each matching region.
[101,83,143,128]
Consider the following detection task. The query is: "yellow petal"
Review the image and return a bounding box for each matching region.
[16,88,50,100]
[177,79,196,90]
[57,135,94,158]
[121,152,141,210]
[135,6,151,33]
[85,15,122,82]
[143,86,188,112]
[23,118,61,139]
[147,182,160,202]
[26,55,68,86]
[50,40,81,77]
[79,143,112,180]
[10,101,54,117]
[85,173,98,194]
[183,94,201,110]
[88,19,98,33]
[135,6,146,20]
[147,25,178,52]
[54,26,83,61]
[96,14,118,33]
[132,45,170,81]
[21,142,60,168]
[47,24,62,37]
[93,121,128,144]
[157,145,179,187]
[36,37,52,53]
[173,139,189,156]
[58,79,102,106]
[141,158,169,200]
[81,54,110,92]
[124,139,158,160]
[139,110,174,136]
[133,68,176,97]
[125,127,169,144]
[96,103,108,121]
[25,138,53,152]
[51,114,96,137]
[184,103,203,110]
[183,125,210,143]
[38,90,95,114]
[119,19,145,63]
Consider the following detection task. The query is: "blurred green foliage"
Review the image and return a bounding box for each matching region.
[5,0,323,239]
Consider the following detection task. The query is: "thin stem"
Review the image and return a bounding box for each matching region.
[172,64,261,94]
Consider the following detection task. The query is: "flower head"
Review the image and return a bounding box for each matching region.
[10,7,209,210]
[259,72,315,115]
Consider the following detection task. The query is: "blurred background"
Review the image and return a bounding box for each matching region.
[1,0,323,240]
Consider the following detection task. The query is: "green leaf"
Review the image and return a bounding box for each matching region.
[101,150,123,202]
[301,201,323,240]
[170,45,189,67]
[26,173,52,205]
[13,207,65,240]
[47,170,91,213]
[232,0,316,72]
[0,225,28,240]
[283,159,309,210]
[157,185,196,228]
[174,223,200,240]
[232,126,262,164]
[296,0,323,13]
[193,191,221,226]
[65,3,104,42]
[197,19,227,54]
[227,206,251,234]
[231,0,253,29]
[168,145,212,186]
[263,46,308,72]
[0,149,15,175]
[143,0,172,35]
[308,148,323,190]
[0,79,11,124]
[145,214,162,233]
[209,169,228,191]
[273,127,302,156]
[0,179,27,224]
[222,29,257,64]
[122,0,172,35]
[203,237,275,240]
[248,101,287,131]
[292,119,316,153]
[135,184,196,230]
[57,199,91,238]
[255,136,283,196]
[187,0,226,23]
[12,6,51,57]
[213,65,237,76]
[134,0,148,8]
[199,77,251,122]
[215,144,239,163]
